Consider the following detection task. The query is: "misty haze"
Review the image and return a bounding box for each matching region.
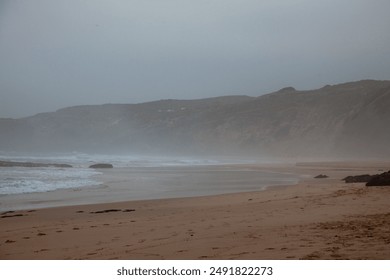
[1,80,390,159]
[1,1,390,262]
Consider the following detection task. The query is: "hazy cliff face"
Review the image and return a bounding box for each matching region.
[1,80,390,159]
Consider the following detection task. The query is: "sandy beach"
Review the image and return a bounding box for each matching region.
[1,161,390,260]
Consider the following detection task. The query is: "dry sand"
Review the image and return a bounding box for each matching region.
[1,161,390,260]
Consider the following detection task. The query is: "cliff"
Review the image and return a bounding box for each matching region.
[1,80,389,158]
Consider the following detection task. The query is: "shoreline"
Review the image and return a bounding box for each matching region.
[1,161,390,259]
[0,164,299,211]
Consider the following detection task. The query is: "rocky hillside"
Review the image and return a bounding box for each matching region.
[1,80,389,158]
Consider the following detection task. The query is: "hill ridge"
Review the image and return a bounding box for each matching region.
[1,79,389,158]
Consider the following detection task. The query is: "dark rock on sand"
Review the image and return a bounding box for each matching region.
[90,209,121,214]
[343,174,373,183]
[314,174,329,179]
[1,214,24,219]
[89,163,113,169]
[366,171,390,186]
[90,208,135,214]
[0,160,72,168]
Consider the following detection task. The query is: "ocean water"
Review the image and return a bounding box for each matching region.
[0,153,264,196]
[0,167,100,195]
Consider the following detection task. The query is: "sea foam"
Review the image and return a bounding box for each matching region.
[0,167,100,195]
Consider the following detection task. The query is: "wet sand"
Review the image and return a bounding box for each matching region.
[0,165,298,211]
[1,161,390,259]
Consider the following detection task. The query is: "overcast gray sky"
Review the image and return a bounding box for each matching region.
[1,0,390,118]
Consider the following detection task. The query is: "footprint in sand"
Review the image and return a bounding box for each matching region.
[37,232,46,236]
[303,252,321,259]
[34,249,49,253]
[231,252,250,256]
